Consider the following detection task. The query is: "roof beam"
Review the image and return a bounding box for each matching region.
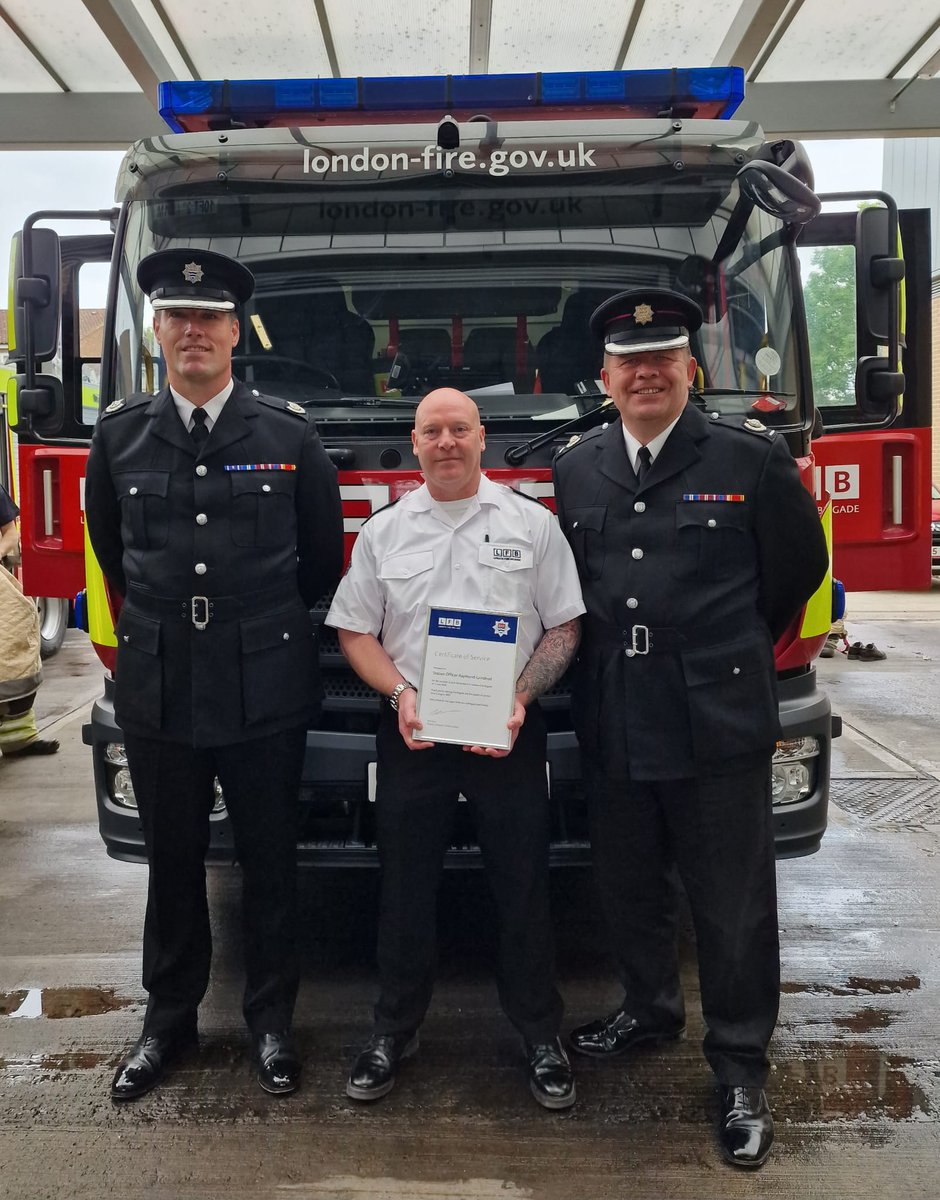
[0,79,938,149]
[888,15,940,78]
[739,78,940,137]
[0,3,69,91]
[712,0,795,76]
[469,0,493,73]
[81,0,181,104]
[614,0,646,70]
[312,0,340,77]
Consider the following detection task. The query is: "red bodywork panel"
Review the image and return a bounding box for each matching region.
[18,444,88,600]
[813,426,932,590]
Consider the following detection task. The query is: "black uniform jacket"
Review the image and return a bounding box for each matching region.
[85,382,344,746]
[552,402,828,781]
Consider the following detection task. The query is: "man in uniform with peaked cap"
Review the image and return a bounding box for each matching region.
[553,287,828,1168]
[85,248,344,1101]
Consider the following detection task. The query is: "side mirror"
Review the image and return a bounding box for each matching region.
[856,356,904,419]
[736,161,821,225]
[856,205,905,343]
[6,373,64,431]
[11,227,62,363]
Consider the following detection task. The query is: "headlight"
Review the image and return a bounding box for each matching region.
[771,736,819,805]
[104,742,128,766]
[112,767,137,808]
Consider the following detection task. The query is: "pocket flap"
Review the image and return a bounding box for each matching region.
[117,610,162,655]
[568,506,606,533]
[479,543,534,571]
[682,635,771,686]
[114,470,169,500]
[229,471,294,496]
[676,503,749,532]
[378,551,434,580]
[240,607,315,654]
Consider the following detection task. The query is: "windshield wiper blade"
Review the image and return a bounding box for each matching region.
[504,398,616,466]
[694,388,795,398]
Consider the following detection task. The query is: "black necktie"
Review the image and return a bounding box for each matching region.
[635,445,652,485]
[190,408,209,449]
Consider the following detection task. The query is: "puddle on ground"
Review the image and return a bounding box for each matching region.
[0,1051,109,1077]
[0,987,134,1019]
[773,1043,929,1121]
[782,974,921,997]
[833,1008,895,1033]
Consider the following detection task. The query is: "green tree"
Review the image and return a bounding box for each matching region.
[802,243,856,408]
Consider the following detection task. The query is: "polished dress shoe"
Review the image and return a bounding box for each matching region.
[525,1037,576,1110]
[255,1031,301,1095]
[346,1031,419,1101]
[717,1086,774,1169]
[110,1030,195,1101]
[569,1008,684,1058]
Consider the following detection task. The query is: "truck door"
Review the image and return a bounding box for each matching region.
[799,203,932,590]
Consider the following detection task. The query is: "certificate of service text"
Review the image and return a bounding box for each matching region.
[414,607,520,749]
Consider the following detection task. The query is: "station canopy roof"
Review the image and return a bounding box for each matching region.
[1,0,938,148]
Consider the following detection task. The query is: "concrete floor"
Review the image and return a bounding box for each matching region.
[1,597,939,1200]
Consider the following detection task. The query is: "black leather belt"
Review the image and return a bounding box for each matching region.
[584,614,746,656]
[126,582,294,629]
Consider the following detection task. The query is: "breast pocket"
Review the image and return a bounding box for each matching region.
[115,470,170,550]
[230,472,296,547]
[565,506,607,581]
[377,550,434,609]
[479,542,535,610]
[676,502,752,582]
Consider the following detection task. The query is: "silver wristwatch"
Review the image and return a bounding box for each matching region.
[387,681,417,711]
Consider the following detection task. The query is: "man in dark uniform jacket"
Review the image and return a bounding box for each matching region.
[552,289,828,1169]
[85,249,343,1101]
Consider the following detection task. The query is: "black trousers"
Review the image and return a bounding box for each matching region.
[123,725,307,1038]
[373,704,563,1044]
[587,762,780,1087]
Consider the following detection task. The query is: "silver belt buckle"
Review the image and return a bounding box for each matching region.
[631,624,650,655]
[191,595,210,629]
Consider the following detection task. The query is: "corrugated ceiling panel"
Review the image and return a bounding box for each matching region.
[0,20,60,92]
[2,0,138,91]
[159,0,332,78]
[127,0,194,80]
[759,0,940,81]
[325,0,468,76]
[488,0,637,73]
[623,0,738,70]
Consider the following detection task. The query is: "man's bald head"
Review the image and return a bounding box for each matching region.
[412,388,486,501]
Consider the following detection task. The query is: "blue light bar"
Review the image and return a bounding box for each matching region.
[158,67,745,133]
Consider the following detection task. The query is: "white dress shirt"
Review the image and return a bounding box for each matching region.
[621,412,682,475]
[171,378,235,434]
[326,473,585,686]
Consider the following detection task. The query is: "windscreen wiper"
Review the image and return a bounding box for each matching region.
[504,396,616,466]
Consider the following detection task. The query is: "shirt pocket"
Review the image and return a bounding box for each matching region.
[230,471,296,547]
[377,550,434,609]
[675,502,751,581]
[479,541,535,609]
[565,506,607,581]
[115,470,170,551]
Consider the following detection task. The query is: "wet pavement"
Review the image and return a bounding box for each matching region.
[1,598,939,1200]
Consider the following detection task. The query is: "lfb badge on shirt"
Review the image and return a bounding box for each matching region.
[480,543,533,571]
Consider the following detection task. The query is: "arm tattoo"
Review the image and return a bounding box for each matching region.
[516,618,581,703]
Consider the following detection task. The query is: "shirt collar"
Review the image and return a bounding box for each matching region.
[621,413,682,473]
[171,378,234,431]
[409,472,498,511]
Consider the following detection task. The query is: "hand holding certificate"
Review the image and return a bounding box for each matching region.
[414,607,521,750]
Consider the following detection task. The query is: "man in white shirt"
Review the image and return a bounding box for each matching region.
[327,387,584,1109]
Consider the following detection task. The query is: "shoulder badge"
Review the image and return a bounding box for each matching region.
[743,417,766,433]
[104,399,125,414]
[286,401,306,415]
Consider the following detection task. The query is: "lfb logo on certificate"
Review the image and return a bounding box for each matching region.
[416,607,521,749]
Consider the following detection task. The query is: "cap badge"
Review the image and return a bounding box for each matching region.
[633,303,654,326]
[182,261,204,284]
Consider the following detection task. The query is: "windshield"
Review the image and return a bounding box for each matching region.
[111,174,802,429]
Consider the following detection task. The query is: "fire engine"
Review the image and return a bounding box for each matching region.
[6,67,919,864]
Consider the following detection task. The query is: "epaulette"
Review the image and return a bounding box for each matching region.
[708,412,777,440]
[507,487,552,511]
[553,422,607,459]
[100,393,151,417]
[254,392,308,419]
[362,496,402,526]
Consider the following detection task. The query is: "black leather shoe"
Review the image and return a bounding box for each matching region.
[255,1031,301,1095]
[525,1037,576,1110]
[568,1009,684,1058]
[110,1031,195,1102]
[717,1086,774,1169]
[346,1031,419,1101]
